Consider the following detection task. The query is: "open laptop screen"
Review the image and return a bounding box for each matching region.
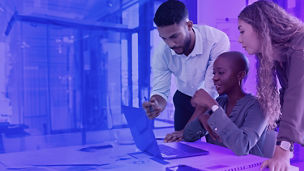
[123,107,162,158]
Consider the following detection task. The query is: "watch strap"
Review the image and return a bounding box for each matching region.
[276,140,294,152]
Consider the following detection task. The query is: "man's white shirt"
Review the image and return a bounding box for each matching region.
[151,25,230,100]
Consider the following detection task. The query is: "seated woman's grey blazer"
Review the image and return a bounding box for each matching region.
[183,94,276,158]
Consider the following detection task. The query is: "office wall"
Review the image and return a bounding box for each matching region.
[198,0,258,95]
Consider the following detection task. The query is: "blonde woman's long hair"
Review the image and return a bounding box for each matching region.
[238,0,304,128]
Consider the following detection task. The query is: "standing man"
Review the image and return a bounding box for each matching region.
[143,0,230,142]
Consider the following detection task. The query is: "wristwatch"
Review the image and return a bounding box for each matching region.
[276,140,294,152]
[211,105,219,113]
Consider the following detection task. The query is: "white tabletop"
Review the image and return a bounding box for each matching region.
[0,138,299,171]
[0,126,299,171]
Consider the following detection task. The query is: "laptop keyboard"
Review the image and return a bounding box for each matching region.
[159,144,184,155]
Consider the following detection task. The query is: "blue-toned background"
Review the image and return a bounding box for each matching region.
[0,0,303,161]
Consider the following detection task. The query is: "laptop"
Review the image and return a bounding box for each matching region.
[122,107,209,160]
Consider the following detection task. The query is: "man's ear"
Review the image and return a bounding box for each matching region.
[186,20,193,31]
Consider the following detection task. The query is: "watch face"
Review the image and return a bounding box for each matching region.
[280,141,291,151]
[211,105,219,112]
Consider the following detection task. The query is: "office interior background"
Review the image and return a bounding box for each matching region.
[0,0,303,168]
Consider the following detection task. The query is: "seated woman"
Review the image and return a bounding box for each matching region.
[183,51,274,157]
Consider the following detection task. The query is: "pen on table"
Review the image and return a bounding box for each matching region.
[79,144,113,152]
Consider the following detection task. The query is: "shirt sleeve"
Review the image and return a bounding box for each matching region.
[183,117,208,142]
[150,46,172,101]
[197,33,230,98]
[277,50,304,144]
[207,102,267,155]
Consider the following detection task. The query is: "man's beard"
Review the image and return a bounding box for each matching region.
[183,33,191,54]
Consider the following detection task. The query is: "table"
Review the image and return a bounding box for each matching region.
[0,139,298,171]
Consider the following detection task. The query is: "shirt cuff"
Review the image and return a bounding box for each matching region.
[150,92,168,101]
[207,107,230,136]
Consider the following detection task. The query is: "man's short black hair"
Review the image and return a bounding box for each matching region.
[154,0,188,27]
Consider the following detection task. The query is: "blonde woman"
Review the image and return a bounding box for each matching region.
[238,1,304,170]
